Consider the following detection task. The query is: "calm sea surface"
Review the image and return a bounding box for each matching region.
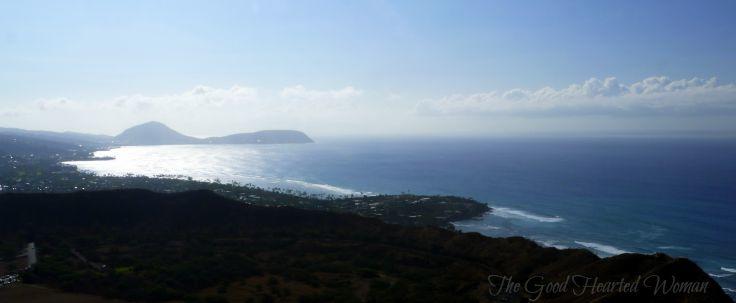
[65,137,736,295]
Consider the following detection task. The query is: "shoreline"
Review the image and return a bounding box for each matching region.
[59,146,492,229]
[4,143,733,299]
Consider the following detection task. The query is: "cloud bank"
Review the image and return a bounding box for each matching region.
[280,85,362,101]
[4,76,736,136]
[415,76,736,116]
[5,84,365,136]
[32,84,361,115]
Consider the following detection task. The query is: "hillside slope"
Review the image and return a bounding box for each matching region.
[0,127,112,148]
[0,190,731,302]
[112,121,199,145]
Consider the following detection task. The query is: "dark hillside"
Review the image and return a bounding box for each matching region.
[0,190,731,302]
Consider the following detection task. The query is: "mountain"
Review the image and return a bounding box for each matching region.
[0,134,86,156]
[112,121,199,145]
[1,122,313,147]
[113,121,314,145]
[204,130,314,144]
[0,189,731,302]
[0,127,112,148]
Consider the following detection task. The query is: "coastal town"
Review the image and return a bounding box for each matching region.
[0,136,490,229]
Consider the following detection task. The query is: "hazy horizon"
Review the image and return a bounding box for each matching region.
[2,1,736,137]
[5,120,736,140]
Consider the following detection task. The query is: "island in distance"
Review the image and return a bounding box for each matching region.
[114,121,314,145]
[0,121,314,147]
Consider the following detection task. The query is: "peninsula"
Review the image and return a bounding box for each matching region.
[0,121,314,147]
[113,121,314,146]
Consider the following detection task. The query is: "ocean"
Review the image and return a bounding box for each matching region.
[65,137,736,295]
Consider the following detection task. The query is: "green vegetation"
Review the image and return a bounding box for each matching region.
[1,190,729,302]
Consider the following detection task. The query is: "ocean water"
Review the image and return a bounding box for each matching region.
[65,137,736,295]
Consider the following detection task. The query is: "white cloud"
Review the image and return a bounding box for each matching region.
[0,107,27,118]
[277,85,363,113]
[2,84,366,136]
[280,85,362,101]
[107,85,260,112]
[5,78,736,136]
[415,76,736,116]
[25,84,366,115]
[37,98,79,111]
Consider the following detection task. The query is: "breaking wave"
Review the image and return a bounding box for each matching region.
[491,206,564,223]
[574,241,630,255]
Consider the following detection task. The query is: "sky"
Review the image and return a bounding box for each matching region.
[1,0,736,137]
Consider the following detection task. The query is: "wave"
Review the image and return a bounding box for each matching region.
[451,222,502,230]
[574,241,630,255]
[722,267,736,273]
[537,240,568,250]
[480,225,502,230]
[709,273,733,278]
[491,206,564,223]
[284,179,372,196]
[724,288,736,294]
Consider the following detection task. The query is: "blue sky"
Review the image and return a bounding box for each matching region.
[2,1,736,136]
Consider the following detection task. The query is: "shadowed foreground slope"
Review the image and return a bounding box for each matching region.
[0,190,731,302]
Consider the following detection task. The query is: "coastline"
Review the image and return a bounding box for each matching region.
[4,142,734,300]
[1,189,732,302]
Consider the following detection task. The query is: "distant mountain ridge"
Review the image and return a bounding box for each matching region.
[0,122,314,147]
[112,121,200,145]
[113,121,314,145]
[0,127,113,148]
[203,130,316,144]
[0,133,85,156]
